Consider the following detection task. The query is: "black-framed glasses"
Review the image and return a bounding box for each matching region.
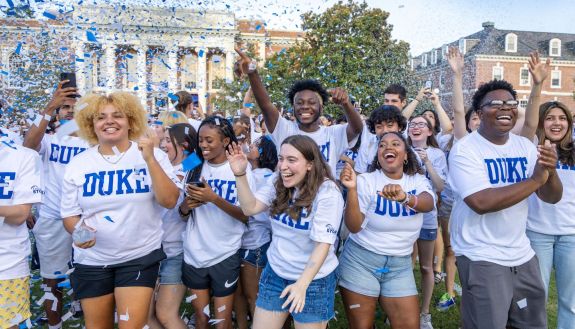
[480,100,519,109]
[408,122,428,129]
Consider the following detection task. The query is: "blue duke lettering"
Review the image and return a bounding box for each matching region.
[557,162,575,171]
[0,172,15,199]
[206,179,237,203]
[484,157,529,184]
[272,208,310,230]
[49,144,87,164]
[319,142,331,162]
[83,168,150,196]
[374,189,417,217]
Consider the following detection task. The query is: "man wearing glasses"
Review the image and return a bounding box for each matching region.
[447,79,562,328]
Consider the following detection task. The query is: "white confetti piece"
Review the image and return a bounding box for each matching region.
[56,120,79,138]
[76,103,88,111]
[119,309,130,321]
[203,304,210,316]
[217,305,226,313]
[349,304,360,309]
[112,146,121,155]
[209,319,225,325]
[185,294,197,303]
[517,298,527,309]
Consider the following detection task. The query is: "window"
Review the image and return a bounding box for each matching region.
[458,38,466,55]
[519,67,530,86]
[519,99,528,109]
[117,47,138,90]
[551,70,561,88]
[421,53,428,67]
[549,38,561,57]
[8,53,24,88]
[430,49,437,65]
[492,66,503,80]
[442,45,448,61]
[208,52,226,90]
[505,33,517,52]
[179,50,197,90]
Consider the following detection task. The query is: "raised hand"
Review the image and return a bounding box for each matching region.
[226,142,249,176]
[234,46,257,78]
[138,128,156,162]
[329,87,351,106]
[379,183,407,202]
[339,162,357,189]
[447,46,464,75]
[528,51,551,85]
[45,80,78,114]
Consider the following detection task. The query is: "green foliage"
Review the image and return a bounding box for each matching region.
[257,0,417,116]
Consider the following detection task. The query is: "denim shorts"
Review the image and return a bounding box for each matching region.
[338,239,417,298]
[256,264,336,324]
[239,241,270,268]
[159,253,184,285]
[419,228,438,241]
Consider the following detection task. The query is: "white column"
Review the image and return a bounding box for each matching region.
[196,47,207,111]
[74,43,86,95]
[103,43,116,91]
[167,46,178,91]
[135,45,147,106]
[259,39,266,63]
[225,49,234,83]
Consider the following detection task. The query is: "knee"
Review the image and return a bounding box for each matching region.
[420,264,433,275]
[155,307,177,327]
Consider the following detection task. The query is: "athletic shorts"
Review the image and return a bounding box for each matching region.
[32,216,73,279]
[456,255,546,329]
[70,249,165,299]
[0,276,31,328]
[182,252,241,297]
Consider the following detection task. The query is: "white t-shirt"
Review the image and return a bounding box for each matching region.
[335,149,359,179]
[241,168,273,250]
[355,126,378,174]
[416,146,447,229]
[60,143,177,266]
[255,178,343,281]
[161,163,187,258]
[182,161,255,268]
[270,117,351,177]
[448,131,537,266]
[39,134,89,219]
[188,118,202,132]
[0,144,43,280]
[350,170,433,256]
[0,127,23,145]
[527,161,575,235]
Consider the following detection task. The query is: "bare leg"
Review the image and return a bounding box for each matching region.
[433,227,444,278]
[115,286,155,329]
[252,307,289,329]
[380,295,420,329]
[189,289,211,329]
[233,283,249,329]
[440,217,456,297]
[79,293,115,329]
[156,284,187,329]
[339,286,378,329]
[417,239,435,314]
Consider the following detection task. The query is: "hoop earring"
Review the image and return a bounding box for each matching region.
[403,159,408,165]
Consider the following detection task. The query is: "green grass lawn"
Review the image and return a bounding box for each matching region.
[30,266,558,328]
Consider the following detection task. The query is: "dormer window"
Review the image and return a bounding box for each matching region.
[505,33,517,52]
[458,39,466,55]
[549,38,561,57]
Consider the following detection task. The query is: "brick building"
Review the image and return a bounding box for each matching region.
[411,22,575,114]
[0,5,303,113]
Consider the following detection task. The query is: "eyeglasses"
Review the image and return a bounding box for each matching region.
[480,100,519,109]
[408,122,428,129]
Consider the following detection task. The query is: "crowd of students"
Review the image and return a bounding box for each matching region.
[0,45,573,329]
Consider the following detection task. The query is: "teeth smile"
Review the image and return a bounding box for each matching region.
[281,173,294,177]
[497,115,512,120]
[384,153,396,159]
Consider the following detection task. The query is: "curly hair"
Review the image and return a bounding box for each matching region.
[536,101,575,166]
[75,92,147,145]
[407,115,440,148]
[366,105,407,134]
[369,132,424,175]
[287,80,329,106]
[157,111,189,127]
[472,79,517,112]
[270,135,337,221]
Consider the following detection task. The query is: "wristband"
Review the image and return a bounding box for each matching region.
[178,205,191,218]
[43,114,52,121]
[234,172,246,177]
[399,193,410,205]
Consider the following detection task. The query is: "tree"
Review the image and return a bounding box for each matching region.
[256,0,417,116]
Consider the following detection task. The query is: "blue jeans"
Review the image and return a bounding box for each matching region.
[526,230,575,328]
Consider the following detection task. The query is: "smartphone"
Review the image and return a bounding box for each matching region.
[60,72,78,98]
[424,80,432,90]
[188,181,205,188]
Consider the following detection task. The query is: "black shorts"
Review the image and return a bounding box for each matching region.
[70,249,166,300]
[182,252,241,297]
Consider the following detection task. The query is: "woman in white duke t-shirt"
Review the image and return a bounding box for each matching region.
[179,116,255,329]
[338,132,435,329]
[60,92,180,329]
[227,135,343,329]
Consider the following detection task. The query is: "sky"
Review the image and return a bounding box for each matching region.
[2,0,575,55]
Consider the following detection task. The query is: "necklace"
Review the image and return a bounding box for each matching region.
[98,146,127,165]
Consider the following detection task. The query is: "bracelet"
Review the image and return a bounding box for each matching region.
[234,172,246,177]
[410,194,419,210]
[178,205,191,218]
[42,114,52,121]
[399,193,410,205]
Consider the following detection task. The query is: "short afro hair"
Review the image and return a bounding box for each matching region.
[366,105,407,134]
[287,80,329,106]
[472,80,517,112]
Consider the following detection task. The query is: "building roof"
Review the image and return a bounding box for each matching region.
[414,22,575,68]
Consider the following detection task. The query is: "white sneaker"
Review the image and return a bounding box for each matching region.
[420,313,434,329]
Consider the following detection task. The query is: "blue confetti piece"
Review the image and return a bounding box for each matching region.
[103,215,114,223]
[153,120,163,125]
[133,86,139,91]
[375,267,390,274]
[86,30,98,43]
[15,42,22,55]
[167,92,178,101]
[43,11,56,19]
[244,103,254,108]
[255,24,261,31]
[75,57,85,62]
[7,0,14,8]
[57,280,71,288]
[0,71,8,76]
[126,53,134,59]
[60,47,68,51]
[182,152,202,172]
[198,49,204,57]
